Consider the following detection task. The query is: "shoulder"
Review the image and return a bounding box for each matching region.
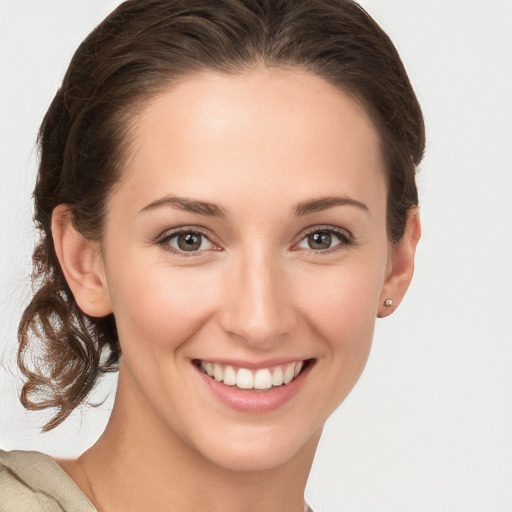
[0,449,96,512]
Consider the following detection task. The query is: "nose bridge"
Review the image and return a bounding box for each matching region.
[220,244,292,347]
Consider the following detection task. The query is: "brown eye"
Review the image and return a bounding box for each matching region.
[163,230,215,253]
[177,232,203,251]
[296,228,351,253]
[307,232,332,250]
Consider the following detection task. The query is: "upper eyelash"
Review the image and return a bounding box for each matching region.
[300,225,353,242]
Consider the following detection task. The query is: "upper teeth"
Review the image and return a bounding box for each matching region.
[200,361,304,390]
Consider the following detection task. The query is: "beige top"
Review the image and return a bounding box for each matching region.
[0,449,315,512]
[0,449,96,512]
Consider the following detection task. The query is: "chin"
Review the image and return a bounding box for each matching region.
[186,422,322,473]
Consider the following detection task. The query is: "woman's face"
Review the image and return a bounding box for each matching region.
[97,69,394,471]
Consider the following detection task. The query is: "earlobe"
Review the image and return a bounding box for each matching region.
[51,204,112,317]
[378,208,421,318]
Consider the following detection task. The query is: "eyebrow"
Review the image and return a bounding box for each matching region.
[139,194,369,218]
[139,195,228,217]
[293,195,369,216]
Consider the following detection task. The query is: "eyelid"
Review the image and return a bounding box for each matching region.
[291,225,355,253]
[154,226,221,256]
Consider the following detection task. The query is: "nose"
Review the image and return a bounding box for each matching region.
[218,248,295,349]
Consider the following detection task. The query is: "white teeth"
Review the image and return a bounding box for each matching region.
[271,367,284,386]
[237,368,254,389]
[253,369,272,390]
[199,360,306,390]
[283,364,295,384]
[223,365,237,386]
[213,363,223,382]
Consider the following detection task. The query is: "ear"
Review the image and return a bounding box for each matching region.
[51,204,112,317]
[378,207,421,318]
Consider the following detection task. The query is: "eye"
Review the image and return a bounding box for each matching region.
[295,228,352,252]
[158,229,217,254]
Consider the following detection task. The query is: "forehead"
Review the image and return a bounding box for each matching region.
[115,68,387,216]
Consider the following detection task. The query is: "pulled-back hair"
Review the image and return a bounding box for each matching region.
[18,0,425,430]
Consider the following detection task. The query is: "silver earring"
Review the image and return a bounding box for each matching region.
[383,299,395,307]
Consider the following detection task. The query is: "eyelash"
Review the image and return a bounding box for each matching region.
[293,226,354,255]
[155,227,219,257]
[154,225,354,257]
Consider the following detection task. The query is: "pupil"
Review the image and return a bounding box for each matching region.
[178,233,201,251]
[309,232,331,250]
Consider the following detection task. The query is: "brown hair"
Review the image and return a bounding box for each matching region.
[18,0,425,431]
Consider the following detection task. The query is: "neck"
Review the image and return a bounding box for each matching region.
[79,367,320,512]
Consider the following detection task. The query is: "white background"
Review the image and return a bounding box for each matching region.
[1,1,511,511]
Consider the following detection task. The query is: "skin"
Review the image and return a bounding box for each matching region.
[53,68,420,512]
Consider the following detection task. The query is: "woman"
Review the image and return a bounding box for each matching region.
[0,0,424,510]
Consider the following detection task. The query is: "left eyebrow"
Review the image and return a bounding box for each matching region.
[294,195,370,216]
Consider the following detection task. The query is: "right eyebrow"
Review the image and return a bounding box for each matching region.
[138,195,228,217]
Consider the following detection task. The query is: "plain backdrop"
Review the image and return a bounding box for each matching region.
[1,1,511,511]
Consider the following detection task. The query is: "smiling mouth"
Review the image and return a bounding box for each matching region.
[194,359,313,391]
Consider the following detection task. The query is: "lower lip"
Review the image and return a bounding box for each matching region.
[196,361,314,413]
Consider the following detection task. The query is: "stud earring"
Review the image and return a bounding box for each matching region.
[383,298,395,307]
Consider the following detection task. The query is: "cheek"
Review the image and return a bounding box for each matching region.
[299,262,383,337]
[106,257,221,353]
[292,253,387,383]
